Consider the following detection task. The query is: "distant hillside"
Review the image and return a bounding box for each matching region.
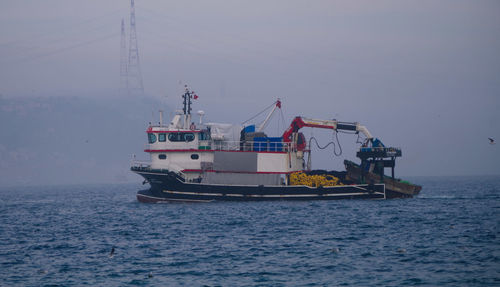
[0,95,169,186]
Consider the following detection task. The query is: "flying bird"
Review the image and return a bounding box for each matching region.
[489,138,495,145]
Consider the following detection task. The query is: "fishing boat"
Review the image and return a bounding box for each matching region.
[131,86,420,202]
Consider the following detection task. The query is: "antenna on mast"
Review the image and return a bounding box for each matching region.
[181,85,198,129]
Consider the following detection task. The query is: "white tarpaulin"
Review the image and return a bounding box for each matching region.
[205,123,242,150]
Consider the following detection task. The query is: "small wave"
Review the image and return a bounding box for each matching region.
[419,194,499,200]
[418,195,458,199]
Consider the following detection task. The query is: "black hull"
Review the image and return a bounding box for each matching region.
[133,168,386,203]
[344,160,421,198]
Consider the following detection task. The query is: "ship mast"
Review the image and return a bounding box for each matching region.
[181,85,197,129]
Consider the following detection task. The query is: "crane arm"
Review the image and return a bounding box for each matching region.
[257,100,281,132]
[282,116,373,142]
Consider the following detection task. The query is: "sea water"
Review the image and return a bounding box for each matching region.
[1,176,499,286]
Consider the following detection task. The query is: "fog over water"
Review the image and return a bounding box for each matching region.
[1,1,499,186]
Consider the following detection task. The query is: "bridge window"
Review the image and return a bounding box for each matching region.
[168,132,195,142]
[199,131,211,141]
[148,133,157,144]
[184,133,195,142]
[191,154,199,160]
[168,133,179,142]
[158,154,167,160]
[158,133,166,142]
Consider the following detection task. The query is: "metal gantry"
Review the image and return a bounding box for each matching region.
[127,0,144,95]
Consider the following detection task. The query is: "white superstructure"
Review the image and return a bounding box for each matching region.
[141,88,304,186]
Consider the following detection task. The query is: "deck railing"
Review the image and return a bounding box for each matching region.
[142,140,401,156]
[130,160,151,169]
[144,140,300,153]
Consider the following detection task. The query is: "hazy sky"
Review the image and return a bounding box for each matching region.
[1,0,499,178]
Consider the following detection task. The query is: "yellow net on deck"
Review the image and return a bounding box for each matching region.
[289,172,343,187]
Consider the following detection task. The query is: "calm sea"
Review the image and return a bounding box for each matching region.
[1,176,499,286]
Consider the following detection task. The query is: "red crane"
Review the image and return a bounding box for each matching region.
[282,116,374,151]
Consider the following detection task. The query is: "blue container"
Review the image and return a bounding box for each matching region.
[267,137,283,151]
[253,137,267,151]
[244,125,256,133]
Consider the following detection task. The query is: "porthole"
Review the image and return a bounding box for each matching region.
[190,154,199,160]
[158,154,167,160]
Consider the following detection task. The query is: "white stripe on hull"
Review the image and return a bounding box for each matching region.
[137,193,214,203]
[162,190,384,198]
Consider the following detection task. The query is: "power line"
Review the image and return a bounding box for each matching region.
[0,8,125,48]
[0,32,119,65]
